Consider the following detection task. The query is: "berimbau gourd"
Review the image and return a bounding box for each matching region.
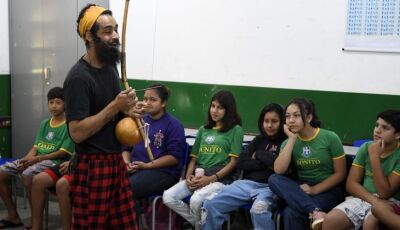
[115,0,154,161]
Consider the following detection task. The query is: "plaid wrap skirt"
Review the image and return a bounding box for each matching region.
[71,153,137,230]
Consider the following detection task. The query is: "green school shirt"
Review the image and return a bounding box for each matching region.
[281,128,345,183]
[353,141,400,200]
[190,125,243,169]
[34,118,74,165]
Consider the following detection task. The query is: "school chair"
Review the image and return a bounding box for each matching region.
[353,139,371,147]
[147,141,191,230]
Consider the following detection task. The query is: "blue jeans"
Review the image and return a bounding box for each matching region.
[129,169,177,199]
[202,180,276,230]
[268,174,343,230]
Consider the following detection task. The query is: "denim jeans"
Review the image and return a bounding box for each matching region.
[163,180,225,229]
[128,169,177,199]
[202,179,276,230]
[268,174,343,230]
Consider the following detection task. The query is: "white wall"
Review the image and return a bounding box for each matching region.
[113,0,400,96]
[0,1,9,74]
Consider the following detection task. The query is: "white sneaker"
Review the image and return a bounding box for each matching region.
[310,211,325,230]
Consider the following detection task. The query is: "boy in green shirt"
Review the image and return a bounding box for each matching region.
[0,87,74,229]
[323,109,400,230]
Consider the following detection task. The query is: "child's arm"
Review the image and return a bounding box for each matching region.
[346,165,379,204]
[185,157,196,179]
[236,138,265,171]
[21,149,69,167]
[368,140,400,199]
[133,155,178,170]
[307,156,346,195]
[122,150,131,164]
[213,156,237,181]
[39,150,69,161]
[372,200,400,229]
[274,124,297,174]
[185,157,197,189]
[193,157,237,188]
[23,147,38,159]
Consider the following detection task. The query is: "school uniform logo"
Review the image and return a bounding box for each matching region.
[154,130,164,148]
[205,136,215,144]
[46,132,54,141]
[302,146,312,158]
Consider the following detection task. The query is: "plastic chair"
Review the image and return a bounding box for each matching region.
[353,139,371,147]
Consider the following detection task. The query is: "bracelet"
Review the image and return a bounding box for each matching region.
[214,173,220,181]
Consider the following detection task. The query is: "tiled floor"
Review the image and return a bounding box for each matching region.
[0,195,63,229]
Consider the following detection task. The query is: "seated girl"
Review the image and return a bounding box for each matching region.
[163,90,243,229]
[122,83,186,199]
[268,98,346,230]
[201,103,287,230]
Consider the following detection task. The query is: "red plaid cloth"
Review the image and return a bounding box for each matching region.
[71,153,137,230]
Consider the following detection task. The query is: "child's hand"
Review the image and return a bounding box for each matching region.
[284,124,298,139]
[299,183,314,195]
[368,139,385,157]
[185,175,197,190]
[131,161,148,170]
[192,175,215,188]
[124,101,146,119]
[59,161,70,174]
[125,162,136,173]
[15,160,25,171]
[20,155,40,168]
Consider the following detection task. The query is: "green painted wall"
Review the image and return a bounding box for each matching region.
[0,74,11,157]
[2,76,399,151]
[129,79,400,144]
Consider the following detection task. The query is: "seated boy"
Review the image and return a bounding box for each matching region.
[322,109,400,230]
[30,156,75,230]
[0,87,74,229]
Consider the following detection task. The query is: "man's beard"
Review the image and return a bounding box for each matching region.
[94,36,121,66]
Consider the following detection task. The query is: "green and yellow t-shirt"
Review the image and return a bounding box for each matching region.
[190,125,243,169]
[34,118,74,165]
[281,128,345,183]
[353,141,400,200]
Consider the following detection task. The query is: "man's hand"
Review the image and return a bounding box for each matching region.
[115,87,137,112]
